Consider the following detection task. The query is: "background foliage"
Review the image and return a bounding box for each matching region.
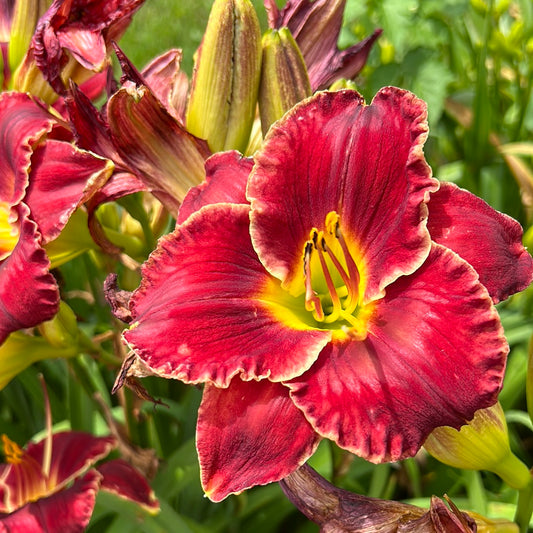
[2,0,533,531]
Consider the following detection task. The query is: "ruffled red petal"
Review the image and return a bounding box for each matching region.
[124,204,330,387]
[0,469,102,533]
[249,88,438,302]
[97,459,159,512]
[24,140,112,243]
[287,244,507,462]
[428,182,533,303]
[197,379,320,502]
[177,151,252,224]
[0,93,62,206]
[23,432,116,490]
[0,205,58,344]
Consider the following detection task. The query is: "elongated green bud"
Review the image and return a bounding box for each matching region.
[424,403,531,490]
[8,0,49,75]
[38,301,79,349]
[186,0,262,153]
[258,28,311,137]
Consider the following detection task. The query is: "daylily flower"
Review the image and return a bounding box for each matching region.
[0,91,113,344]
[114,87,533,501]
[116,88,532,503]
[1,0,144,104]
[29,0,145,98]
[0,382,158,531]
[280,464,517,532]
[264,0,382,90]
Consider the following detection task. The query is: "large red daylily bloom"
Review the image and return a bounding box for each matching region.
[117,88,533,502]
[0,432,158,531]
[0,92,112,344]
[264,0,382,90]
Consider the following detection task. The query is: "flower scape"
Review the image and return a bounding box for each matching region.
[2,0,533,531]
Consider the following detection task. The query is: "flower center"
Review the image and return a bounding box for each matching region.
[301,211,371,338]
[304,211,360,321]
[0,202,19,261]
[261,211,373,340]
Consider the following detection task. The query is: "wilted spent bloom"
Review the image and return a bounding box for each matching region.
[280,464,517,532]
[424,403,531,490]
[66,49,210,219]
[264,0,382,90]
[1,0,145,102]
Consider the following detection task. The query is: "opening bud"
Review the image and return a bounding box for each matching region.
[424,403,531,490]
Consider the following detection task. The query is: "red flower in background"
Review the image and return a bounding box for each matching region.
[0,92,112,344]
[116,88,532,501]
[0,431,158,531]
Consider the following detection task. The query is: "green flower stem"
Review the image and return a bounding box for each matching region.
[103,227,145,258]
[117,194,156,252]
[123,387,141,445]
[463,470,487,515]
[495,453,531,490]
[78,330,122,366]
[526,334,533,427]
[403,458,422,498]
[514,475,533,533]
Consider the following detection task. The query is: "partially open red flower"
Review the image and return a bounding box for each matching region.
[31,0,146,96]
[264,0,382,90]
[0,92,112,344]
[0,433,158,531]
[117,88,532,502]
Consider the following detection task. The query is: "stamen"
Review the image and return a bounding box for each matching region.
[315,238,342,323]
[2,434,24,464]
[333,219,361,312]
[303,240,324,320]
[40,375,52,480]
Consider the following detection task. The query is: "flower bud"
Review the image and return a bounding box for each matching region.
[186,0,262,153]
[424,403,531,489]
[11,52,58,103]
[38,301,79,349]
[7,0,48,77]
[258,28,311,136]
[0,329,78,390]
